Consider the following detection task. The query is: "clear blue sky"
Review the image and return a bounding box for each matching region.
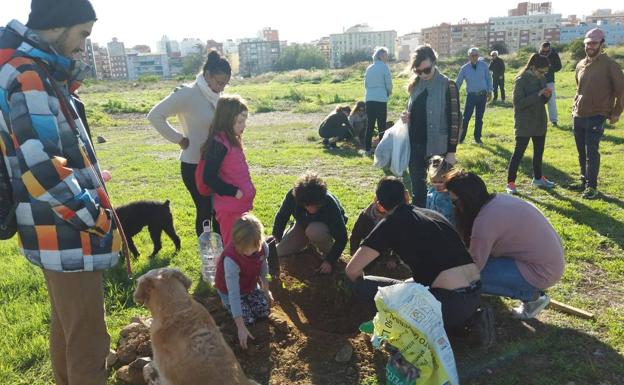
[2,1,623,49]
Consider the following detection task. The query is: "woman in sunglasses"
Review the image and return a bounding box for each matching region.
[506,53,555,195]
[400,45,462,207]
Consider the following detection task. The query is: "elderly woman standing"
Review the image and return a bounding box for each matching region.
[148,50,231,236]
[364,47,393,154]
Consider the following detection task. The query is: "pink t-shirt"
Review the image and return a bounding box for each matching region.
[469,194,565,289]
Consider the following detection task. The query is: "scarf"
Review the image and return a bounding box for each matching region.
[196,73,220,108]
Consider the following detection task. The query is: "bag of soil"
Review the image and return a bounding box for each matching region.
[370,283,459,385]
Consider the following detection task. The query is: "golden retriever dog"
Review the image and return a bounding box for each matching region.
[134,268,258,385]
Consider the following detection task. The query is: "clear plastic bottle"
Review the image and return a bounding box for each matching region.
[198,220,223,285]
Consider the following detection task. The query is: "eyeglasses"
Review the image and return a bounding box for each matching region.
[414,66,433,75]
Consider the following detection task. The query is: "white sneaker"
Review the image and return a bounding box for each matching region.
[512,294,550,320]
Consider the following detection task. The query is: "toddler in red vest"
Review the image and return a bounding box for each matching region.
[215,214,272,349]
[200,95,256,245]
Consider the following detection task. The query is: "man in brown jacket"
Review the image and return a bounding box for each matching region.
[572,28,624,199]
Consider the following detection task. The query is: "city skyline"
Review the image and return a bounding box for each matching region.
[2,0,624,49]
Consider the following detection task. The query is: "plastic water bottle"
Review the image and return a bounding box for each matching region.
[198,220,223,285]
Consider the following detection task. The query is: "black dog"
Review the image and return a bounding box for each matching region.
[116,200,181,258]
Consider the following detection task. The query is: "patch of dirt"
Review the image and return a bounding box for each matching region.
[199,250,402,385]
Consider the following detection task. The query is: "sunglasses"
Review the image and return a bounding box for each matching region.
[451,197,460,207]
[414,66,433,75]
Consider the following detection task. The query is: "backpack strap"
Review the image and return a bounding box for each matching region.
[35,59,133,278]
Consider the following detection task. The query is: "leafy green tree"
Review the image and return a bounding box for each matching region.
[340,50,371,67]
[274,44,328,71]
[568,38,586,62]
[490,42,508,55]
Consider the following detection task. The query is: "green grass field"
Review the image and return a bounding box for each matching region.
[1,55,623,384]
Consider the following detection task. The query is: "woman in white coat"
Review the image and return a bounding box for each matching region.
[148,50,231,236]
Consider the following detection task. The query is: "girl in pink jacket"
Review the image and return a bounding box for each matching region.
[201,96,256,245]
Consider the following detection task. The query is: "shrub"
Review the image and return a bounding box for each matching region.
[254,98,277,113]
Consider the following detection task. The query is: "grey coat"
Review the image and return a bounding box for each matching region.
[513,71,550,137]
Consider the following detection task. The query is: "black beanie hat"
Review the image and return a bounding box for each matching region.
[26,0,97,30]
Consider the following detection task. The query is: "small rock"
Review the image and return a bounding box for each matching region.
[106,349,118,369]
[334,343,353,362]
[129,356,152,370]
[143,362,161,385]
[120,322,149,338]
[97,135,107,144]
[116,364,146,384]
[269,314,289,333]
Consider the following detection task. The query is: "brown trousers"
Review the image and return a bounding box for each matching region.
[43,270,110,385]
[276,221,334,257]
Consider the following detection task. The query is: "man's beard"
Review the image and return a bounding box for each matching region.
[52,28,79,58]
[585,45,601,58]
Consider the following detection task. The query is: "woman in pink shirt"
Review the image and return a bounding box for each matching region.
[445,171,565,320]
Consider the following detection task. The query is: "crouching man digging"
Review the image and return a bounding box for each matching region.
[270,173,348,275]
[346,177,495,346]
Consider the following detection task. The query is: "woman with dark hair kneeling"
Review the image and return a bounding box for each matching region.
[445,171,565,319]
[346,177,494,346]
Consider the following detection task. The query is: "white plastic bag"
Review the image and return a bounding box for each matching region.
[371,283,459,385]
[373,121,410,176]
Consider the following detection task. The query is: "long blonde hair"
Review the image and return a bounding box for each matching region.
[201,95,248,155]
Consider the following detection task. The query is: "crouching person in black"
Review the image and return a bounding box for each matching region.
[346,177,494,346]
[319,106,353,148]
[271,173,348,274]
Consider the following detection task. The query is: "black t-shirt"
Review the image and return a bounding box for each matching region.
[362,204,473,286]
[409,89,428,145]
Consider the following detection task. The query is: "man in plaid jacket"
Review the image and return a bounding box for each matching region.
[0,1,120,384]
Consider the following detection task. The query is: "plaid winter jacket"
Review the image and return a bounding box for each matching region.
[0,20,120,272]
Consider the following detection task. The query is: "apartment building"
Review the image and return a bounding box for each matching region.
[450,21,490,55]
[488,13,561,52]
[126,53,171,80]
[107,38,128,80]
[421,23,451,57]
[238,39,281,77]
[329,24,397,68]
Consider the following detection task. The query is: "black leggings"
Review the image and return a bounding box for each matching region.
[507,135,546,183]
[352,276,480,331]
[365,101,387,151]
[180,162,219,237]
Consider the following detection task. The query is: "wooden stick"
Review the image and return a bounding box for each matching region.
[548,299,595,320]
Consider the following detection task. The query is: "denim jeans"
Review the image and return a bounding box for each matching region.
[546,82,557,123]
[407,143,428,207]
[573,115,605,189]
[460,92,487,142]
[479,257,541,302]
[507,135,546,182]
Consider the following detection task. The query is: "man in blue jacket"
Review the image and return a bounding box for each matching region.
[456,47,493,145]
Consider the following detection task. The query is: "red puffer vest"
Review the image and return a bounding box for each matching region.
[212,132,255,213]
[214,241,266,295]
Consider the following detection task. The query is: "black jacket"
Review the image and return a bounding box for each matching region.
[544,51,562,84]
[489,57,506,79]
[272,189,348,263]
